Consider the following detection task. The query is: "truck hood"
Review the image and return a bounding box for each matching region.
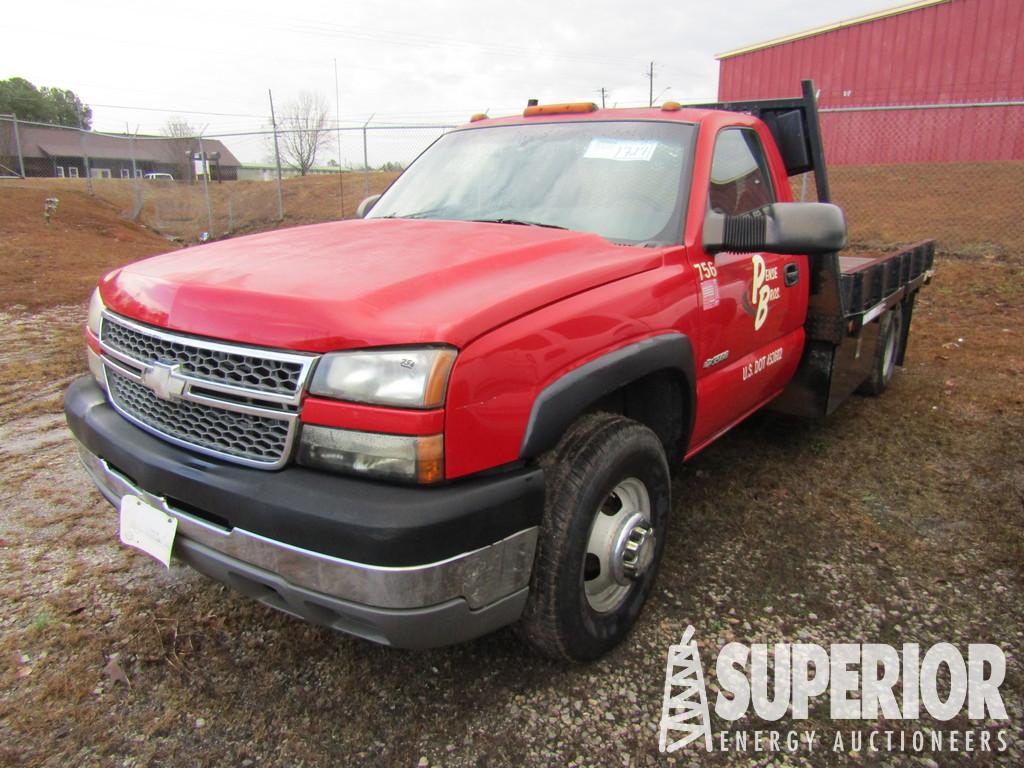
[100,218,664,352]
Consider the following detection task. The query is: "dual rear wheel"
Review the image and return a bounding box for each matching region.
[858,303,904,396]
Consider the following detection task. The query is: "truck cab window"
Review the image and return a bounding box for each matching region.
[708,128,775,215]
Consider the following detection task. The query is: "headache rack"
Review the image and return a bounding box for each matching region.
[701,80,936,417]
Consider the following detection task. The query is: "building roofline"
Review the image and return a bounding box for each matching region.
[715,0,950,59]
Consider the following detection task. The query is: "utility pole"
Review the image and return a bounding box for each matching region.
[334,57,345,217]
[198,132,214,238]
[12,113,25,178]
[362,113,374,197]
[597,87,608,109]
[79,130,93,194]
[128,124,142,220]
[646,62,655,107]
[268,89,284,221]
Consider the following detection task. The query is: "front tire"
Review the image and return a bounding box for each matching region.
[517,413,670,661]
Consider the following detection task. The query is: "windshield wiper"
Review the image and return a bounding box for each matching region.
[377,209,448,220]
[471,218,567,230]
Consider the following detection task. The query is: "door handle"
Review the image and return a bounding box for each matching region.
[784,262,800,287]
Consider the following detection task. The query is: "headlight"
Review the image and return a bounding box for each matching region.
[87,288,104,337]
[298,425,443,484]
[309,347,457,408]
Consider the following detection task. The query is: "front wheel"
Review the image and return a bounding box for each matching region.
[517,413,670,661]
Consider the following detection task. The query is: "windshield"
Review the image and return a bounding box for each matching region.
[368,120,696,246]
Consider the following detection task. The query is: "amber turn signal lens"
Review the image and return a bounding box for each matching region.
[424,349,457,409]
[416,434,445,484]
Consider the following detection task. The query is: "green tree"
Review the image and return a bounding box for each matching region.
[0,77,92,128]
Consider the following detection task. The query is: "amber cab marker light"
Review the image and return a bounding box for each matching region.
[470,113,488,122]
[523,102,598,117]
[661,101,682,111]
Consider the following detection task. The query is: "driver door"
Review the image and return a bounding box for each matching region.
[688,126,802,448]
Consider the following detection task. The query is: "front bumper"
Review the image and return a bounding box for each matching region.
[65,376,544,648]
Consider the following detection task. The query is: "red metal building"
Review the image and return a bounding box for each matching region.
[716,0,1024,164]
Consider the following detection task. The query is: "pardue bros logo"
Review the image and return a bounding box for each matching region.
[659,627,1012,756]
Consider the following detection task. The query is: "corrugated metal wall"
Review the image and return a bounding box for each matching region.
[718,0,1024,164]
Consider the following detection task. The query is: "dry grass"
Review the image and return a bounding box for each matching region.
[0,186,179,310]
[0,172,400,244]
[829,161,1024,258]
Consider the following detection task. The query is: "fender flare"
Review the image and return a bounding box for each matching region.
[518,333,696,460]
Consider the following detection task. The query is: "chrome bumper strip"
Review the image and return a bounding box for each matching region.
[78,444,538,611]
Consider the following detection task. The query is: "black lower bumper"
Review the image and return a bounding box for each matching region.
[64,376,544,568]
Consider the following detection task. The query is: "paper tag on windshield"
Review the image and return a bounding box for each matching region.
[584,138,658,162]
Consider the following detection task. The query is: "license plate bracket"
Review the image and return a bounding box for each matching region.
[119,494,177,567]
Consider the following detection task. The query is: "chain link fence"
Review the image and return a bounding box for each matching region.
[2,104,1022,257]
[0,116,451,242]
[795,102,1024,258]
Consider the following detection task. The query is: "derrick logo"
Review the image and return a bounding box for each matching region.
[658,626,1011,756]
[742,254,781,331]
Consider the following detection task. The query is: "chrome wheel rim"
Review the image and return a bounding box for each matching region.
[583,477,655,613]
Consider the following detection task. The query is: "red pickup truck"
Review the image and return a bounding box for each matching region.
[65,82,933,661]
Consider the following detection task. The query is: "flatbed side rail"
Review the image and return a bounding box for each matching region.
[772,239,936,419]
[840,240,936,329]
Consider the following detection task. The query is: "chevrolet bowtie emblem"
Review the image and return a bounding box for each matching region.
[141,362,187,401]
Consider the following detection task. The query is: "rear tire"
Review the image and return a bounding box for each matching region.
[517,413,670,662]
[858,304,903,396]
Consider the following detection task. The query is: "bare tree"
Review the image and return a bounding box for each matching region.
[163,116,198,181]
[278,92,331,176]
[164,116,196,139]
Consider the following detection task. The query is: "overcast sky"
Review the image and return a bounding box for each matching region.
[5,0,900,163]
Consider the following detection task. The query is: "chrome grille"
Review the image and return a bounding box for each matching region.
[107,369,291,464]
[102,316,304,397]
[97,312,315,469]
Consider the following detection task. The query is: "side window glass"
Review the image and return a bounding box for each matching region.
[708,128,775,215]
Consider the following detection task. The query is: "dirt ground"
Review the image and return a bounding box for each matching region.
[825,162,1024,258]
[0,172,401,244]
[0,182,1022,767]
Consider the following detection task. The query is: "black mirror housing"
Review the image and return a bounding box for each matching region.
[703,202,847,255]
[356,194,382,219]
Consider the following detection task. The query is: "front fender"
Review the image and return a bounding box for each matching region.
[518,333,695,459]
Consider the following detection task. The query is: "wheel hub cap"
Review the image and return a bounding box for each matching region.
[583,477,655,613]
[618,517,655,582]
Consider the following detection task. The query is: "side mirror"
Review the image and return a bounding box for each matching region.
[703,202,847,255]
[356,194,382,219]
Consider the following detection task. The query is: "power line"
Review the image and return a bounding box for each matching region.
[90,103,267,119]
[265,18,645,68]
